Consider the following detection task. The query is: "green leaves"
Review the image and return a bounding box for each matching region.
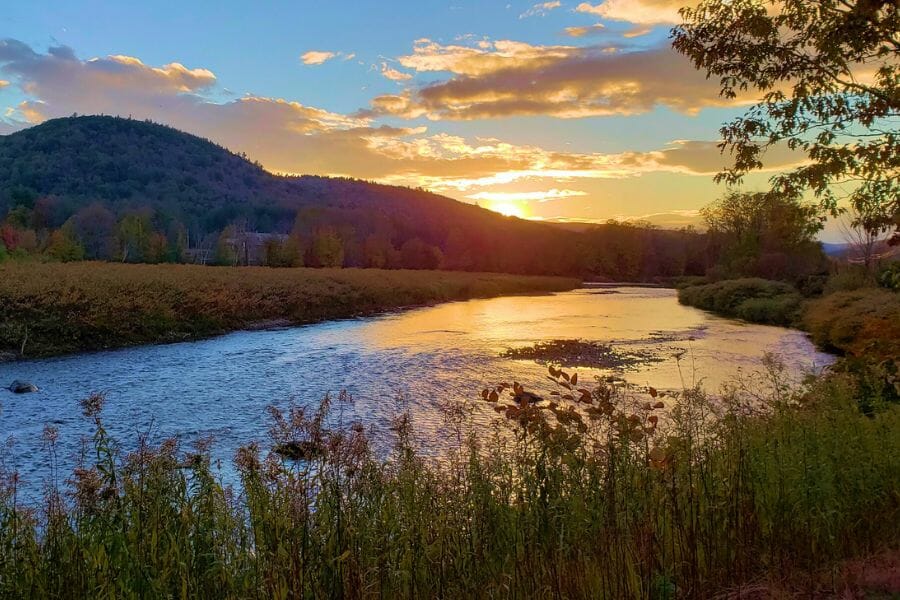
[674,0,900,239]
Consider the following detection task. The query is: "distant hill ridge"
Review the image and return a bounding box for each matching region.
[0,115,711,277]
[0,115,519,233]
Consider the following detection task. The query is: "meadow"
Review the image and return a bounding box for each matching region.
[0,365,897,598]
[0,262,579,358]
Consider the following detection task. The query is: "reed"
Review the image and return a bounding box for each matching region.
[0,365,897,598]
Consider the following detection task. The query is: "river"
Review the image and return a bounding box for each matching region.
[0,287,834,499]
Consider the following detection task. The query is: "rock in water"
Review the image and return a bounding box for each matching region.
[8,380,38,394]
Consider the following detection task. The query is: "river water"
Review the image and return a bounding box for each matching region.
[0,287,834,499]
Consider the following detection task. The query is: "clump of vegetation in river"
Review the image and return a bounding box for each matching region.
[502,339,661,370]
[1,364,898,599]
[0,261,578,358]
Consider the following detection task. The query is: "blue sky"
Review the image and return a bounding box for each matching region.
[0,0,817,231]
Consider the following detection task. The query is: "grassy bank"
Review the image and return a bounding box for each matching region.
[678,276,900,408]
[0,262,579,358]
[676,278,803,327]
[0,368,898,598]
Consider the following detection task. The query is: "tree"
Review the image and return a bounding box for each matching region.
[362,234,398,269]
[702,191,826,280]
[673,0,900,239]
[69,203,117,260]
[309,228,344,268]
[839,200,890,269]
[263,237,302,267]
[117,213,153,262]
[400,238,443,270]
[215,226,239,266]
[45,226,85,262]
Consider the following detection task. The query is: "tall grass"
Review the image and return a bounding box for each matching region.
[1,367,897,598]
[0,262,578,358]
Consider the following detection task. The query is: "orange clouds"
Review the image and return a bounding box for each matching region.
[396,38,576,77]
[575,0,688,25]
[564,24,606,37]
[0,38,802,226]
[380,62,413,82]
[367,40,744,120]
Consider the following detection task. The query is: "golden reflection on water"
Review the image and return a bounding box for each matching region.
[357,287,833,393]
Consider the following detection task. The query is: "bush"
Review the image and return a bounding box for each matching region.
[673,275,709,289]
[877,261,900,291]
[735,295,803,325]
[678,278,802,326]
[804,288,900,360]
[823,266,875,295]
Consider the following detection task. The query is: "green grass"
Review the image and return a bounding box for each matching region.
[677,278,803,326]
[0,262,579,358]
[1,367,898,598]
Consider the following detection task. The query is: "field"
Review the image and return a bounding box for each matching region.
[0,262,579,358]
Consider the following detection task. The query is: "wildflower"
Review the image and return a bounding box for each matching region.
[80,392,106,418]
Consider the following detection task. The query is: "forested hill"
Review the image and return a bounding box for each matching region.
[0,116,712,278]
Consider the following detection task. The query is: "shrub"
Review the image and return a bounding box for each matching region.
[673,275,709,289]
[735,295,803,325]
[823,266,875,295]
[678,278,802,326]
[877,261,900,291]
[804,288,900,360]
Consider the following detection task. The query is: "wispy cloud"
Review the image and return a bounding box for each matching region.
[467,188,587,202]
[563,23,606,37]
[519,1,562,19]
[380,62,412,81]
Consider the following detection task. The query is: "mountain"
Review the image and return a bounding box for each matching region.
[0,116,592,272]
[0,116,711,277]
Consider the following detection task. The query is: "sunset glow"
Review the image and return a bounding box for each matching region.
[487,200,529,219]
[0,0,802,230]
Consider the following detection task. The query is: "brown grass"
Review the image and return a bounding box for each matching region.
[0,261,579,357]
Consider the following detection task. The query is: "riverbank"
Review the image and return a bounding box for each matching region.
[677,277,900,406]
[0,262,579,359]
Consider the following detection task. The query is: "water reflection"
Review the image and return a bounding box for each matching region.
[0,287,833,499]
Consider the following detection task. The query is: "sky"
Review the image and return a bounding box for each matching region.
[0,0,815,231]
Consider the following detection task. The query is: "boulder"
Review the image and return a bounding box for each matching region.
[8,380,38,394]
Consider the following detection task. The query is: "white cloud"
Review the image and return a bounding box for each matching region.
[574,0,685,25]
[301,50,337,65]
[520,1,562,18]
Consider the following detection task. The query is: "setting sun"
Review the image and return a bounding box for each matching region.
[487,200,528,219]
